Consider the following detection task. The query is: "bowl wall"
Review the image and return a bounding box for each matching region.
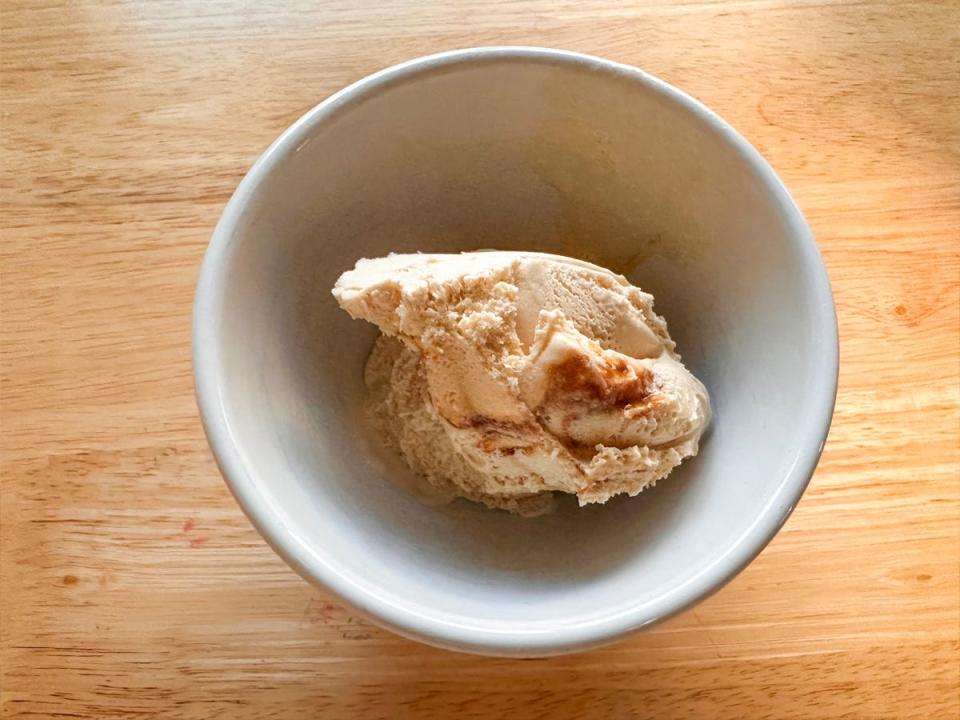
[194,48,837,655]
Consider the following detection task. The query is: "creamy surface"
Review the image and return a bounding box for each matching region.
[333,251,711,516]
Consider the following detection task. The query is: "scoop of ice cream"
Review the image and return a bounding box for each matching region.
[333,251,710,514]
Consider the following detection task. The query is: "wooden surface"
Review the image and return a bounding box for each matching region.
[2,1,958,717]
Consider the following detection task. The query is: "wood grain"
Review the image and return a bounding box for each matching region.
[2,1,958,717]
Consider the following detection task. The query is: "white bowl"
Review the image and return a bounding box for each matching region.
[194,47,838,656]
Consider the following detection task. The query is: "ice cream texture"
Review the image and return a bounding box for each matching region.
[333,251,710,516]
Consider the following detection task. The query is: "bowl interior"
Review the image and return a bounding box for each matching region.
[200,50,833,653]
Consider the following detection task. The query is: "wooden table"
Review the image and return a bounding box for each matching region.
[3,1,958,717]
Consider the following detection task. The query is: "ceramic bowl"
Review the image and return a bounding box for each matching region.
[194,47,838,656]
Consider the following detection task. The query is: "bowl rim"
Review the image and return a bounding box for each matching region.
[193,46,839,657]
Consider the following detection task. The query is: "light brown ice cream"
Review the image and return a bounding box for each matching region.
[333,251,710,516]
